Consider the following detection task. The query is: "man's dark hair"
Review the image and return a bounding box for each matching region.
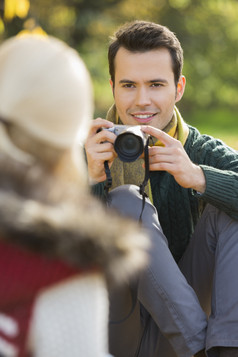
[108,20,183,86]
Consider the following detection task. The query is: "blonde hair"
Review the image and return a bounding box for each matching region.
[0,34,93,181]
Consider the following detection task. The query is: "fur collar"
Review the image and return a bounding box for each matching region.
[0,156,148,283]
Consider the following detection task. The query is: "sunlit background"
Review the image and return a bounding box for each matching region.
[0,0,237,149]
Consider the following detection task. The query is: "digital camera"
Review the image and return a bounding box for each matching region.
[102,125,148,163]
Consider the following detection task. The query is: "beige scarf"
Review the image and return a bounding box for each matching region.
[106,104,189,201]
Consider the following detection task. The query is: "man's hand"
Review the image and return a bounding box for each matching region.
[142,126,206,193]
[85,118,117,183]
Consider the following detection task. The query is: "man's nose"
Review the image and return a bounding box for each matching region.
[135,87,151,106]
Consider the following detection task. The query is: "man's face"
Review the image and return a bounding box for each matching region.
[111,47,185,130]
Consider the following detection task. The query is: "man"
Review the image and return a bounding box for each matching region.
[85,20,238,357]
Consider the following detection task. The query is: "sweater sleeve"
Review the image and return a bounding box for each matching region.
[187,127,238,220]
[199,165,238,220]
[29,274,109,357]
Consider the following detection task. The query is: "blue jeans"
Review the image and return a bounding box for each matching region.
[108,185,238,357]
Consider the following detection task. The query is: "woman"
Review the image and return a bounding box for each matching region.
[0,34,148,357]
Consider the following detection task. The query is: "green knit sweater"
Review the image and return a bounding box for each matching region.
[92,125,238,262]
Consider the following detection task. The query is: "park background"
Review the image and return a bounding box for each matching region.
[1,0,237,150]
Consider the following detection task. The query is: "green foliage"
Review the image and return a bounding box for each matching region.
[188,108,238,150]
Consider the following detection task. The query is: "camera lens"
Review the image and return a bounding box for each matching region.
[114,133,143,162]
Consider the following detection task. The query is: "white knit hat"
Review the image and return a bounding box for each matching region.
[0,34,93,150]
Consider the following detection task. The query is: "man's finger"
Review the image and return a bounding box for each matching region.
[141,125,176,146]
[89,118,114,135]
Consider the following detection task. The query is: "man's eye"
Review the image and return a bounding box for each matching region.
[151,83,162,87]
[122,83,135,88]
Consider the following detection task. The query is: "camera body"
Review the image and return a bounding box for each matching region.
[102,125,148,162]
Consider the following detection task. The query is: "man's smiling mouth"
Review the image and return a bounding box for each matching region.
[131,113,157,122]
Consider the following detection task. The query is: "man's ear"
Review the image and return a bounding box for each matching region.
[175,75,186,103]
[109,79,114,96]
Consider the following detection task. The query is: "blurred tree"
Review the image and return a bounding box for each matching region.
[0,0,30,34]
[4,0,30,20]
